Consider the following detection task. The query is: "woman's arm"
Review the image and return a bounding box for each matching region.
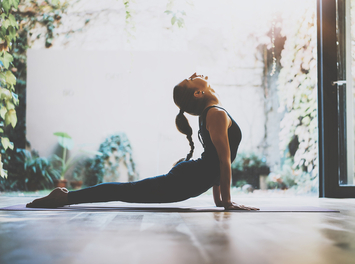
[207,108,259,211]
[213,185,223,207]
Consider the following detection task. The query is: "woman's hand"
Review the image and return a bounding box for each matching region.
[223,201,259,211]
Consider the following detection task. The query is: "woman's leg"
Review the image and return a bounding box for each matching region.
[26,175,183,208]
[26,160,215,208]
[67,177,170,205]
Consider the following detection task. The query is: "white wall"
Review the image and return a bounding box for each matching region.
[27,49,266,179]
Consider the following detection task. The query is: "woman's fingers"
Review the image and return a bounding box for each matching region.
[239,205,259,210]
[226,203,260,211]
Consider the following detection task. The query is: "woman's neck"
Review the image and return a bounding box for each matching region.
[200,103,220,115]
[204,103,218,109]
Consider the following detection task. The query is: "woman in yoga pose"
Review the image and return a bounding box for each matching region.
[27,73,258,211]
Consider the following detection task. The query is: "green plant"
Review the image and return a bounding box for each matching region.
[0,0,20,179]
[0,0,69,190]
[52,132,76,180]
[231,152,269,189]
[164,0,192,28]
[84,133,138,186]
[9,148,60,190]
[123,0,136,41]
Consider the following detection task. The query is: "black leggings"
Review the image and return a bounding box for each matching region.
[67,159,219,205]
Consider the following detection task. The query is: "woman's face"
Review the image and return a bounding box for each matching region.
[178,73,215,93]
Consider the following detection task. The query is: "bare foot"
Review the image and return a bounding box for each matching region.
[26,187,69,208]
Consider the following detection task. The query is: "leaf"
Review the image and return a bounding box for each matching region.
[2,0,11,14]
[7,26,17,42]
[171,15,177,25]
[164,10,173,15]
[1,169,8,179]
[8,14,18,29]
[38,160,43,171]
[177,18,184,28]
[54,132,74,150]
[2,19,11,29]
[0,107,7,119]
[53,132,72,139]
[59,137,74,150]
[10,0,18,9]
[1,136,14,150]
[12,92,19,105]
[0,51,13,69]
[5,70,16,86]
[5,109,17,127]
[6,100,15,110]
[2,0,19,12]
[0,88,11,99]
[0,26,6,37]
[0,73,5,84]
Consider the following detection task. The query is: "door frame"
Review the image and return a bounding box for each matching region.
[318,0,355,197]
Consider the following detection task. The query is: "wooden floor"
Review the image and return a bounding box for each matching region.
[0,194,354,264]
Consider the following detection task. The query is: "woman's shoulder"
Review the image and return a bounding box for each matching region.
[205,106,231,129]
[205,106,229,118]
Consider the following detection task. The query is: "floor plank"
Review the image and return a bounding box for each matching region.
[0,194,354,264]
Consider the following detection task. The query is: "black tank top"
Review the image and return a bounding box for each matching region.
[198,106,242,163]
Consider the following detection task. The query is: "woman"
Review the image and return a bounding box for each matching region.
[27,73,258,211]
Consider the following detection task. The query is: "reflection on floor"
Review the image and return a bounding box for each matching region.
[0,194,354,264]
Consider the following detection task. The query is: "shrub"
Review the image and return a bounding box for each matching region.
[83,133,138,186]
[5,149,60,191]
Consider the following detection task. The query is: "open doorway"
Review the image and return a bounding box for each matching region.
[20,0,318,195]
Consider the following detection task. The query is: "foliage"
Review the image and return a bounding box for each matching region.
[164,10,186,28]
[266,158,296,189]
[84,133,138,186]
[234,180,248,188]
[232,152,268,172]
[277,4,317,192]
[164,0,194,28]
[122,0,136,41]
[0,0,20,179]
[16,0,68,48]
[0,148,60,191]
[164,0,191,28]
[231,152,269,189]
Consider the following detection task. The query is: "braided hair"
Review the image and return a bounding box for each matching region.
[172,83,204,166]
[174,109,195,165]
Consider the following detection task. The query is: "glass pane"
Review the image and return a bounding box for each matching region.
[336,0,348,185]
[350,0,355,185]
[337,0,355,185]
